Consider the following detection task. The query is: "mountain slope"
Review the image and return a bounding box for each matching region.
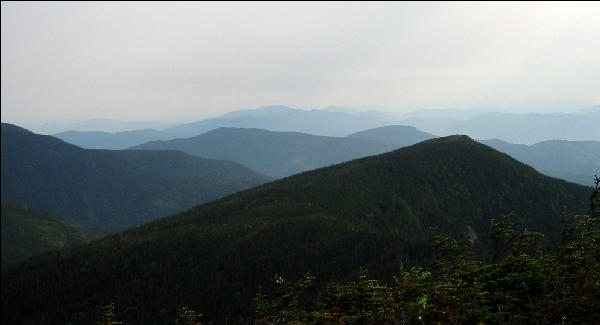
[1,123,270,232]
[1,202,88,266]
[481,139,600,186]
[1,136,590,325]
[132,127,391,178]
[346,125,435,147]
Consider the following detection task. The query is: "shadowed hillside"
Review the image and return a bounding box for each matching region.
[1,123,270,233]
[1,202,88,266]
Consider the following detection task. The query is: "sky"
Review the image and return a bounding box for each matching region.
[2,1,600,126]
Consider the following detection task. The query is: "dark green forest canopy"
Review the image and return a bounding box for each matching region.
[1,202,88,266]
[0,123,270,233]
[1,135,591,325]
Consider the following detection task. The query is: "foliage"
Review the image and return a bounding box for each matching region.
[175,306,203,325]
[0,202,88,266]
[252,181,600,323]
[94,303,124,325]
[253,273,315,324]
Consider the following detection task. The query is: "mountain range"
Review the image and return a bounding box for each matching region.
[441,111,600,144]
[2,135,590,325]
[131,125,596,185]
[51,105,600,150]
[1,123,270,234]
[29,118,175,135]
[481,139,600,186]
[54,128,176,150]
[131,126,434,178]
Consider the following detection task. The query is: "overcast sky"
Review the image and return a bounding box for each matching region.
[2,1,599,125]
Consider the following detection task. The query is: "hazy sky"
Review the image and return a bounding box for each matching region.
[2,1,599,125]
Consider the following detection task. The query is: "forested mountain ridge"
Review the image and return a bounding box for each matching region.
[131,127,391,178]
[1,202,88,266]
[1,123,270,233]
[1,135,590,325]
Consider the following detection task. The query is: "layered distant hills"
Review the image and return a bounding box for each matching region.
[54,128,176,150]
[53,105,391,149]
[1,202,88,266]
[29,118,175,135]
[132,127,411,178]
[131,125,596,185]
[1,123,270,233]
[481,139,600,186]
[2,136,590,325]
[52,105,600,149]
[441,111,600,144]
[164,105,390,138]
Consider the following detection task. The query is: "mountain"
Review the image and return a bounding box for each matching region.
[346,125,435,147]
[395,108,493,121]
[1,202,88,266]
[50,106,393,149]
[444,112,600,144]
[481,139,600,186]
[50,106,600,150]
[1,123,270,233]
[164,105,391,138]
[132,127,392,178]
[53,128,176,150]
[1,135,590,325]
[29,118,175,134]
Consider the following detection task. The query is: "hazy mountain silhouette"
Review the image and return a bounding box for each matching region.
[30,118,174,134]
[346,125,435,147]
[164,105,391,138]
[54,128,177,149]
[443,111,600,144]
[132,127,394,178]
[51,106,600,149]
[481,139,600,186]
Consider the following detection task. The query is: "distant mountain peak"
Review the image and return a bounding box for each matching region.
[347,124,436,147]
